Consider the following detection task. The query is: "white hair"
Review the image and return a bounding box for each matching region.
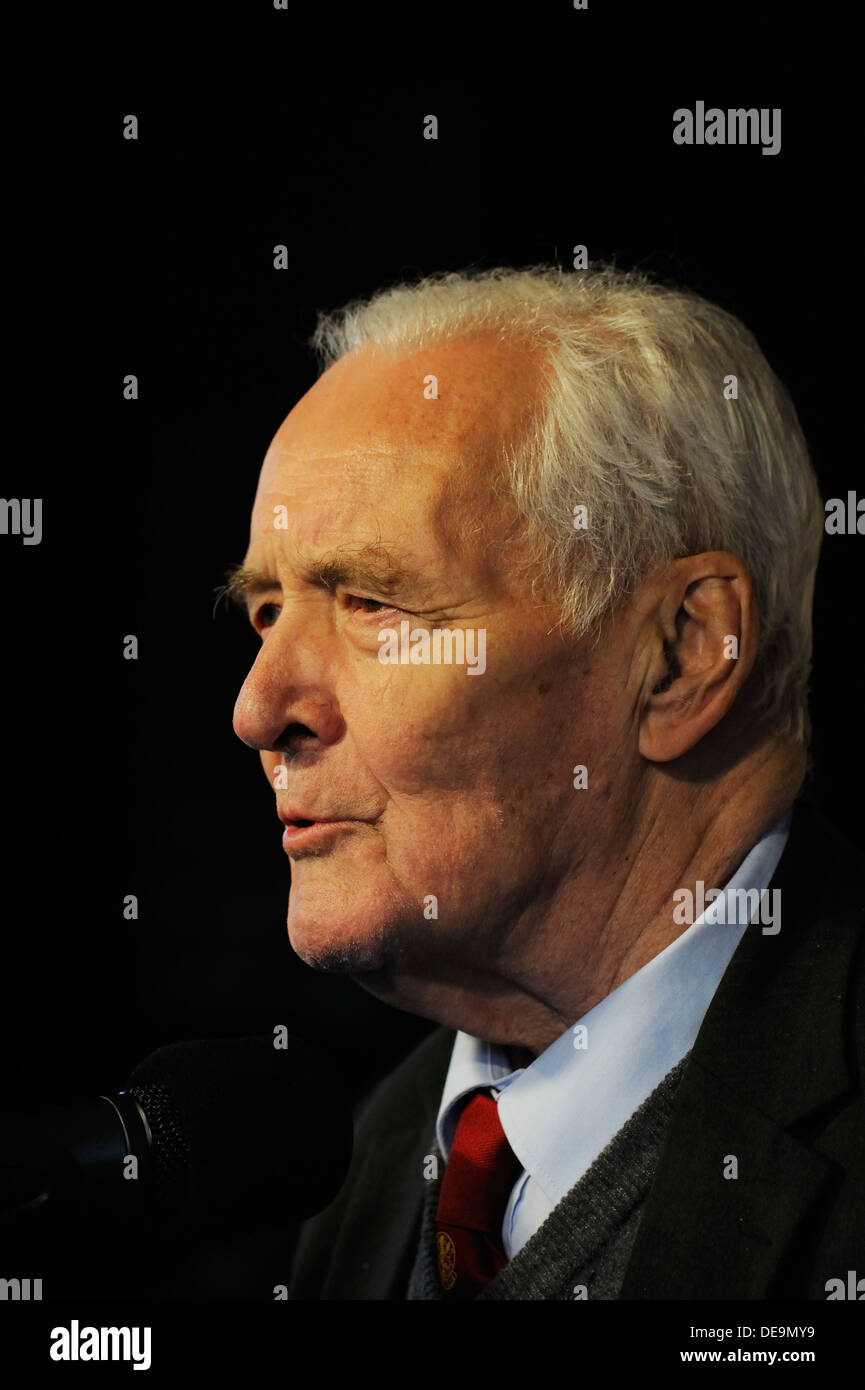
[310,265,823,745]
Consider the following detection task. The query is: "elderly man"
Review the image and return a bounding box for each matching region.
[229,266,863,1300]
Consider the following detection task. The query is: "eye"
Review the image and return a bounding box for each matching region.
[345,595,399,616]
[252,602,281,630]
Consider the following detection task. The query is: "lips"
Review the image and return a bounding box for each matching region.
[279,812,361,853]
[278,809,348,828]
[277,804,366,847]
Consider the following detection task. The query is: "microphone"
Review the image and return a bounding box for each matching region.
[0,1035,353,1237]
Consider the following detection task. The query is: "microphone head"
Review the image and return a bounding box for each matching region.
[127,1034,352,1235]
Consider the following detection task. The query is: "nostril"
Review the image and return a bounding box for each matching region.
[278,723,318,757]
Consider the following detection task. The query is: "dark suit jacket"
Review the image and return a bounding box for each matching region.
[288,794,865,1299]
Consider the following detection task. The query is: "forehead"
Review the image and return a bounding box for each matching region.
[249,331,544,562]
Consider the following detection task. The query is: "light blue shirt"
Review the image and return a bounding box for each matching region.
[435,813,791,1258]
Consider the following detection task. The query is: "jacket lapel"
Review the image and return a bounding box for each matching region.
[620,1058,839,1298]
[622,795,862,1299]
[315,1025,454,1299]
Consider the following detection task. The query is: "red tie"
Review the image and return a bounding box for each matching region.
[435,1090,523,1298]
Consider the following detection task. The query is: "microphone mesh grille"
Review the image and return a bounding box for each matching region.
[128,1081,190,1203]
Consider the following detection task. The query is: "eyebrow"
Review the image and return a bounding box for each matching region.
[214,544,428,614]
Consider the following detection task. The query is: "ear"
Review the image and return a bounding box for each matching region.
[638,552,759,763]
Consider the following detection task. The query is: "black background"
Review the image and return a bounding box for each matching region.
[1,0,861,1307]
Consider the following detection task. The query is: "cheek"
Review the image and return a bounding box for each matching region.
[346,669,509,795]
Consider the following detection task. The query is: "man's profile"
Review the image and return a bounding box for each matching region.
[225,265,863,1300]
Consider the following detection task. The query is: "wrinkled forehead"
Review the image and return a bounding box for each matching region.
[250,331,545,564]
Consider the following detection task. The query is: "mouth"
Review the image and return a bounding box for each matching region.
[279,814,361,854]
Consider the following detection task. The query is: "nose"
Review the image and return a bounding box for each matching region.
[232,620,343,754]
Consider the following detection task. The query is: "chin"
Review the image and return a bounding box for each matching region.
[292,934,387,975]
[286,851,437,979]
[286,892,389,975]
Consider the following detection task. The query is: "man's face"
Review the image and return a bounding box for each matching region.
[232,332,632,1018]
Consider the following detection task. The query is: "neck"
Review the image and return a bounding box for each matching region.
[369,732,806,1060]
[514,732,805,1055]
